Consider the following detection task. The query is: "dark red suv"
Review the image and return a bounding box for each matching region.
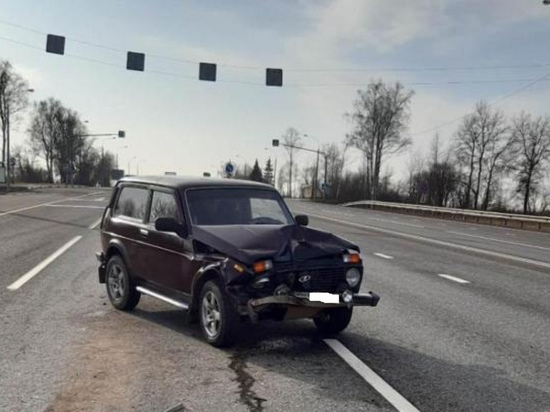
[97,176,379,346]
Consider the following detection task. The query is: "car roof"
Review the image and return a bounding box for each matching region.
[117,175,275,191]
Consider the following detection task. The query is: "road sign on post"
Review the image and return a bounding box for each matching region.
[224,162,235,178]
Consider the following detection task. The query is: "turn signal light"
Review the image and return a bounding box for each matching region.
[343,253,361,264]
[253,259,273,273]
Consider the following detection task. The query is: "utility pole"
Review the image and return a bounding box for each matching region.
[324,154,328,200]
[313,149,320,200]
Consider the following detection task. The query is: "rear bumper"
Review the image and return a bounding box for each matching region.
[96,252,106,284]
[246,291,380,321]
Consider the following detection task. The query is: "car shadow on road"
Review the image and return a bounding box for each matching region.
[128,305,550,412]
[128,305,394,410]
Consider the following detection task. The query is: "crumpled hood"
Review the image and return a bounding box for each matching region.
[192,224,359,265]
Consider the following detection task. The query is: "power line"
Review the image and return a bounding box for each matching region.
[4,33,550,89]
[410,69,550,137]
[2,18,550,74]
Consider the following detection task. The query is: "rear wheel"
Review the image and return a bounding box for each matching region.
[314,307,353,334]
[199,280,239,347]
[106,255,140,311]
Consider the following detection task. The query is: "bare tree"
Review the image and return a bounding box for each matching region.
[455,115,479,208]
[455,102,508,209]
[480,124,514,210]
[346,80,413,200]
[0,60,29,186]
[281,127,302,197]
[28,98,64,182]
[511,112,550,214]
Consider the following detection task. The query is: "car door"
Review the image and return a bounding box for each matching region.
[108,184,151,280]
[141,188,195,294]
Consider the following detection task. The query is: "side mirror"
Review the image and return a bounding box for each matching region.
[155,217,188,238]
[295,214,309,226]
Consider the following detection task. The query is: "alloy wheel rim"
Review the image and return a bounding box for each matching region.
[201,291,221,338]
[107,264,125,303]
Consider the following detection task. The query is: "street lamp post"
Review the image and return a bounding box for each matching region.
[272,139,327,201]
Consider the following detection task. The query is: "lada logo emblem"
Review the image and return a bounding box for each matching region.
[298,274,311,283]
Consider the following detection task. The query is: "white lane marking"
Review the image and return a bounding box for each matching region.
[0,192,105,218]
[88,217,103,230]
[438,274,471,284]
[324,339,420,412]
[447,230,550,252]
[44,204,105,209]
[374,253,394,260]
[7,236,83,291]
[304,212,550,270]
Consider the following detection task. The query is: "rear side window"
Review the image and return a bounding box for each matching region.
[114,186,149,220]
[149,191,181,222]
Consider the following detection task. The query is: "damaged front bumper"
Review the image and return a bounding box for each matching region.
[246,291,380,322]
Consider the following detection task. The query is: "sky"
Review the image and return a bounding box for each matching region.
[1,0,550,181]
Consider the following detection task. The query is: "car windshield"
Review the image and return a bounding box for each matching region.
[186,188,294,226]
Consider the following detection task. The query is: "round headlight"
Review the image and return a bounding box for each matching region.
[345,268,361,287]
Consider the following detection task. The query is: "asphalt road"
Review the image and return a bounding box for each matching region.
[1,189,549,412]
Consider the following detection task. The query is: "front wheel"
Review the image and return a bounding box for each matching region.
[106,255,140,311]
[199,280,239,347]
[314,307,353,334]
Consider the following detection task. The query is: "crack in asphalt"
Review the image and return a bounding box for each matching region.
[228,351,266,412]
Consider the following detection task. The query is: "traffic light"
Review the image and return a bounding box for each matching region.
[46,34,65,55]
[118,130,126,138]
[199,63,217,81]
[272,139,279,147]
[127,52,145,71]
[266,68,283,87]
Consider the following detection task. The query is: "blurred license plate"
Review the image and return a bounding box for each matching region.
[308,292,339,304]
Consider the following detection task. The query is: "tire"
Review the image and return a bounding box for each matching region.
[105,255,140,311]
[199,280,239,347]
[314,307,353,334]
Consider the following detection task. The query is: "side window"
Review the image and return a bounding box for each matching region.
[114,186,149,220]
[149,191,181,223]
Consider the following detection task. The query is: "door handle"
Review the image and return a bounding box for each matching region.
[140,228,149,237]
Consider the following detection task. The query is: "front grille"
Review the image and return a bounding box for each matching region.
[295,267,346,292]
[274,262,346,292]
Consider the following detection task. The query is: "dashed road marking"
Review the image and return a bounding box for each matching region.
[7,236,83,291]
[438,274,471,284]
[374,253,394,260]
[302,212,550,270]
[324,339,421,412]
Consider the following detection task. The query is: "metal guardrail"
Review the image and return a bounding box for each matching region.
[343,200,550,232]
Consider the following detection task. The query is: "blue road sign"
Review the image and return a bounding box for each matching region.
[225,162,235,176]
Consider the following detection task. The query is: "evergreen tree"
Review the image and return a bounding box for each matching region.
[263,158,274,185]
[249,159,263,182]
